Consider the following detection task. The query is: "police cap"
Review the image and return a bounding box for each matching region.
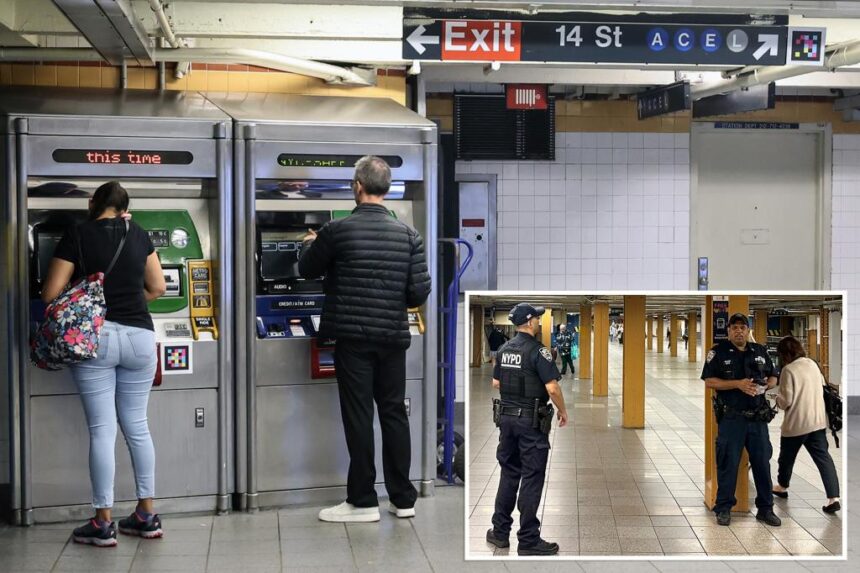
[509,303,545,326]
[728,313,750,327]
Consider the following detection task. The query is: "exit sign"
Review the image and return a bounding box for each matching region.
[506,84,548,109]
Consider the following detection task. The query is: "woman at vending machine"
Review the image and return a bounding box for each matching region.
[41,181,168,547]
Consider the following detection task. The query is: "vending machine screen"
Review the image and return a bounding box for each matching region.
[260,230,308,281]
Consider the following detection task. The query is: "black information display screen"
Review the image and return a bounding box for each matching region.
[52,149,193,165]
[277,154,404,168]
[260,230,307,280]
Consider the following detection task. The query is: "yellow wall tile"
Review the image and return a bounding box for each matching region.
[427,97,453,116]
[227,71,250,92]
[56,65,78,87]
[266,72,308,93]
[126,68,145,89]
[11,64,35,86]
[143,68,157,90]
[206,71,230,92]
[79,66,101,88]
[246,72,269,93]
[165,73,188,91]
[34,65,57,86]
[185,70,207,91]
[0,63,11,84]
[101,66,119,89]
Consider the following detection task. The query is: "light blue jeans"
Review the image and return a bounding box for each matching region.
[70,321,157,508]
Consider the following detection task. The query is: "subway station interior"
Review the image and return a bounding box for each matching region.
[0,0,858,571]
[467,293,844,557]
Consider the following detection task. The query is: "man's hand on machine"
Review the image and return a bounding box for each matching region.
[303,228,317,243]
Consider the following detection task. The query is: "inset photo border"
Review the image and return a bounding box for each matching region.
[463,290,847,561]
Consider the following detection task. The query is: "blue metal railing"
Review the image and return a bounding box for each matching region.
[438,238,473,484]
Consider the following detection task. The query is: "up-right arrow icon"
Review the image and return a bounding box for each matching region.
[753,34,780,60]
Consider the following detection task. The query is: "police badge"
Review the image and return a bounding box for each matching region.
[706,350,716,363]
[539,347,553,362]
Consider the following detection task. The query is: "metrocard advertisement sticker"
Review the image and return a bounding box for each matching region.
[163,344,193,375]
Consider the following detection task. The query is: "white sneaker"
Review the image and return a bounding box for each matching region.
[388,503,416,518]
[318,501,380,523]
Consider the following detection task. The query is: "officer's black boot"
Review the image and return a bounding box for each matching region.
[756,510,782,527]
[716,511,731,526]
[486,529,510,548]
[517,539,559,556]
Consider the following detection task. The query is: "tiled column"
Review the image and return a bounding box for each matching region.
[727,296,751,512]
[622,296,646,428]
[540,308,553,350]
[688,311,698,363]
[754,310,768,350]
[656,315,664,354]
[593,302,609,397]
[647,317,654,351]
[580,304,593,379]
[669,314,678,357]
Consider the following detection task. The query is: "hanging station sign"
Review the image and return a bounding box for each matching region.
[404,12,790,66]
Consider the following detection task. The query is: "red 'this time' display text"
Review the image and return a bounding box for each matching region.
[51,149,194,165]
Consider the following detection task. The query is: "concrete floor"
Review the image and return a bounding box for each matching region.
[468,341,850,561]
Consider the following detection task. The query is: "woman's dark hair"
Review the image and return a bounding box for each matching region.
[89,181,129,220]
[776,336,806,365]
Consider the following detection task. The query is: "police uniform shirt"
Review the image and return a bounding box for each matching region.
[701,339,777,412]
[493,332,561,408]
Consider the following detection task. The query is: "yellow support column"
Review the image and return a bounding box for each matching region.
[471,305,484,367]
[540,308,553,350]
[623,296,646,428]
[704,297,717,509]
[688,311,698,363]
[656,315,664,354]
[647,317,654,351]
[807,322,819,361]
[670,314,679,357]
[580,304,593,379]
[727,296,750,512]
[754,310,768,348]
[593,302,609,397]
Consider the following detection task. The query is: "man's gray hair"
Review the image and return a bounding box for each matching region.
[354,155,392,196]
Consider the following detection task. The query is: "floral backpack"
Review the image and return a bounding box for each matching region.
[30,221,128,370]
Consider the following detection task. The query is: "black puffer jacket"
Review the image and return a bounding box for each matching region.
[298,203,431,349]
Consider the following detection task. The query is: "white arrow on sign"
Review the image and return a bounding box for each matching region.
[752,34,780,60]
[406,24,440,55]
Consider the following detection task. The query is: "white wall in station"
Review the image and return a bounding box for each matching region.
[457,131,691,291]
[832,134,860,396]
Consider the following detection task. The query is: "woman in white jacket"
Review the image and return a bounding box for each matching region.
[772,336,840,513]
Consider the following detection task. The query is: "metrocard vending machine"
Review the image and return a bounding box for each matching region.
[0,88,233,524]
[205,93,437,508]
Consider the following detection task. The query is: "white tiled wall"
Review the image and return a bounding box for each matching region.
[832,135,860,397]
[457,132,691,291]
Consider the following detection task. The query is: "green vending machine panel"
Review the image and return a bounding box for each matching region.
[131,210,203,314]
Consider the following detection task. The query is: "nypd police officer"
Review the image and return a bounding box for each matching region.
[486,303,569,556]
[702,313,781,527]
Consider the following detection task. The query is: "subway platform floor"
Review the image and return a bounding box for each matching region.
[468,341,852,561]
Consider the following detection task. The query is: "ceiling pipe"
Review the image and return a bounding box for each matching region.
[692,38,860,100]
[148,0,189,79]
[0,47,374,86]
[152,47,374,85]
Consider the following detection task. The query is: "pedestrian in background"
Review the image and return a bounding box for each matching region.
[772,336,841,513]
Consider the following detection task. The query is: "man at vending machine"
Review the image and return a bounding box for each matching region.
[299,156,431,523]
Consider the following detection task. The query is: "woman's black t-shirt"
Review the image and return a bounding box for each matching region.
[53,218,155,331]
